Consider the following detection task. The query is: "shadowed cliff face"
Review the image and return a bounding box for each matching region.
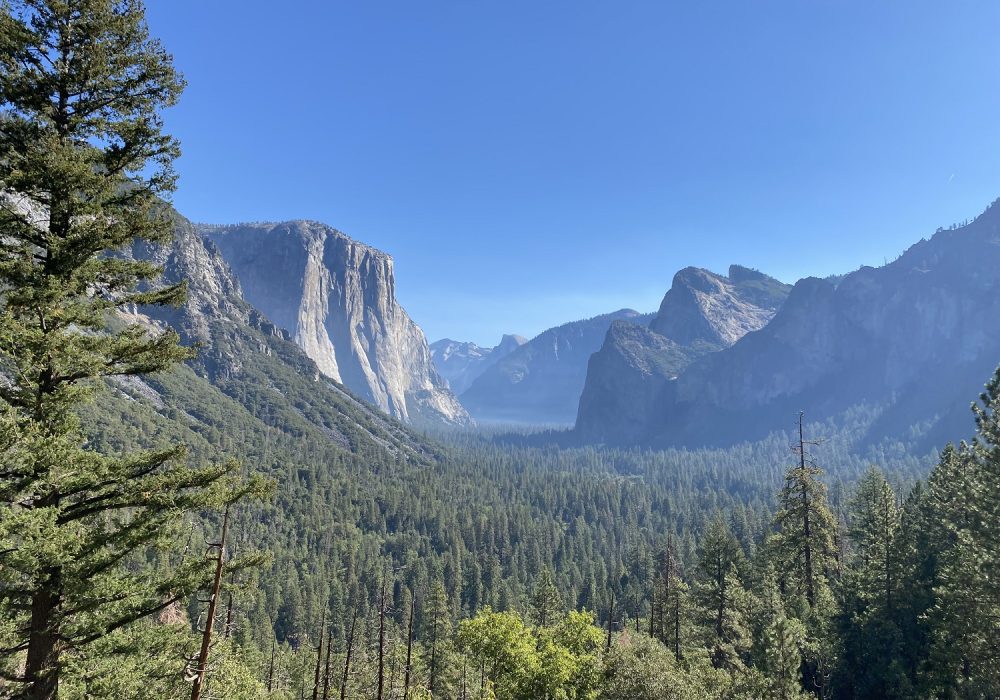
[200,221,470,427]
[575,266,790,443]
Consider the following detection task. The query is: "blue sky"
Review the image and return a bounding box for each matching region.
[145,1,1000,347]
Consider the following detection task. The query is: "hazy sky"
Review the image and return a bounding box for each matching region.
[145,1,1000,346]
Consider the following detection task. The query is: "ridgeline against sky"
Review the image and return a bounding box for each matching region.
[146,0,1000,345]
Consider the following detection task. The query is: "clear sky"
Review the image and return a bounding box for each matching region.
[145,1,1000,347]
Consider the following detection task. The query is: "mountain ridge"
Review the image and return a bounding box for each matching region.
[430,334,527,395]
[575,199,1000,448]
[459,309,654,424]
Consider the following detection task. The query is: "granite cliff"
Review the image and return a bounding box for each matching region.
[576,200,1000,448]
[575,266,791,443]
[200,221,469,427]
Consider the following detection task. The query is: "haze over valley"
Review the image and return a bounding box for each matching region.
[3,2,1000,699]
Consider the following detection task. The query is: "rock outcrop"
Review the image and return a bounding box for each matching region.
[430,334,527,395]
[662,202,1000,447]
[200,221,469,427]
[575,266,791,444]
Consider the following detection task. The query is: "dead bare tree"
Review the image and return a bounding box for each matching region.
[322,626,334,700]
[312,609,326,700]
[340,607,359,700]
[377,574,387,700]
[403,594,415,700]
[605,590,615,652]
[223,570,237,639]
[267,637,277,692]
[190,506,231,700]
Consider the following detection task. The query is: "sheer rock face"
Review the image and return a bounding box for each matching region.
[575,266,791,444]
[122,209,437,459]
[430,334,527,395]
[200,221,470,427]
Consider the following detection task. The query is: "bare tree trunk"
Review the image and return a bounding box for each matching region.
[605,590,615,651]
[267,637,277,692]
[428,609,438,695]
[634,593,640,633]
[460,658,467,700]
[191,507,231,700]
[311,609,326,700]
[403,595,415,699]
[322,626,334,700]
[673,585,681,661]
[224,571,237,639]
[377,575,387,700]
[24,566,62,700]
[340,608,358,700]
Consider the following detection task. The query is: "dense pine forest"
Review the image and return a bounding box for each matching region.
[1,2,999,699]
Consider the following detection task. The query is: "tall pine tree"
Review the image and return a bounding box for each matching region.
[925,368,1000,697]
[694,515,750,671]
[0,2,263,697]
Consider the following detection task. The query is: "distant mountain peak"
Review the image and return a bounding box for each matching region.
[497,333,528,350]
[430,334,526,396]
[458,309,655,424]
[650,265,790,347]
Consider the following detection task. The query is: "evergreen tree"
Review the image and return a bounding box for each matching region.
[846,467,900,613]
[771,415,839,609]
[530,568,562,628]
[420,581,456,699]
[753,568,807,700]
[837,467,906,698]
[0,2,264,697]
[925,368,1000,697]
[693,515,750,671]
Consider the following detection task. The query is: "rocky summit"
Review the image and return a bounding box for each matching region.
[577,200,1000,448]
[575,265,791,443]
